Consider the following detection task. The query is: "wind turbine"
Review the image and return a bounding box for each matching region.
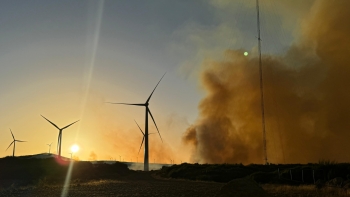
[6,129,26,157]
[134,120,155,155]
[41,115,79,157]
[107,73,165,171]
[69,152,73,159]
[47,142,52,154]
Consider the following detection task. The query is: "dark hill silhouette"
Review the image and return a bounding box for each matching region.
[0,155,130,187]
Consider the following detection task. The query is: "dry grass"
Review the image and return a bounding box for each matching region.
[263,184,350,197]
[0,175,225,197]
[82,179,125,186]
[3,169,350,197]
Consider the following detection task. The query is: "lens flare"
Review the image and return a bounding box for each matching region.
[244,52,248,56]
[70,144,79,153]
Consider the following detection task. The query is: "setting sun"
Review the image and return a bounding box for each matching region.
[70,144,79,153]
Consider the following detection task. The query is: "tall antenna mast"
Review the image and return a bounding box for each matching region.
[256,0,268,165]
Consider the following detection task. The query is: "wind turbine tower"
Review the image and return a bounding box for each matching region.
[41,115,79,157]
[107,73,165,171]
[47,142,52,154]
[6,129,26,157]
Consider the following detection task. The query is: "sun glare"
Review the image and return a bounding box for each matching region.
[70,144,79,153]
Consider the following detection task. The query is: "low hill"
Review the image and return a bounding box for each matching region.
[0,155,130,187]
[156,162,350,185]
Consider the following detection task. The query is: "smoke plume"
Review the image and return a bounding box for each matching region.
[72,156,80,161]
[184,0,350,164]
[89,151,98,161]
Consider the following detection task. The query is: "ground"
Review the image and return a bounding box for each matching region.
[0,171,225,197]
[263,184,350,197]
[1,171,350,197]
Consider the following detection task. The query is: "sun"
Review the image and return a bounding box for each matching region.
[70,144,80,153]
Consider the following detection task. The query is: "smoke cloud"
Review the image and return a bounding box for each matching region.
[184,0,350,164]
[72,156,80,161]
[89,151,98,161]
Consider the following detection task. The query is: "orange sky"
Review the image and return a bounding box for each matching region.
[3,0,347,165]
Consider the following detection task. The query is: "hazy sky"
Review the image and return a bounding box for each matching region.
[0,0,312,163]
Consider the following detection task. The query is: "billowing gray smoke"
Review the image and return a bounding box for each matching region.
[183,0,350,164]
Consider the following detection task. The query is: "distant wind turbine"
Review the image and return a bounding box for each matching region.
[107,73,165,171]
[6,129,26,157]
[69,152,73,159]
[134,120,155,155]
[47,142,52,154]
[41,115,79,157]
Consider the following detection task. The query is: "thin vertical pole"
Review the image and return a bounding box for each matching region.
[313,170,315,184]
[256,0,268,165]
[290,170,293,180]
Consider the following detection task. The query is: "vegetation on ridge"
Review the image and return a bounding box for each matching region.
[0,156,130,187]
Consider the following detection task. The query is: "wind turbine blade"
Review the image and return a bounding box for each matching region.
[106,102,145,106]
[41,115,60,129]
[146,73,166,103]
[62,120,79,130]
[138,137,145,154]
[148,108,163,142]
[9,129,15,140]
[6,141,14,151]
[15,140,26,142]
[134,120,145,135]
